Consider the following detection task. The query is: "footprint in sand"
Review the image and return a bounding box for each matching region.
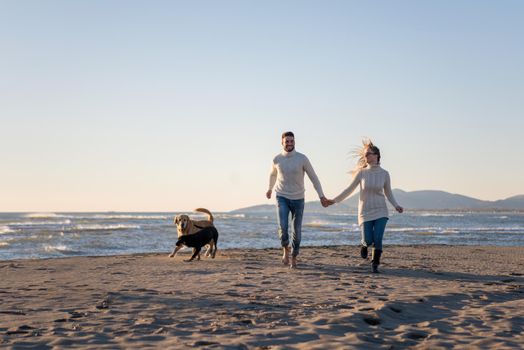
[389,306,402,313]
[6,325,35,335]
[363,316,381,326]
[69,311,88,319]
[192,340,220,347]
[337,304,354,310]
[357,299,371,304]
[404,330,429,340]
[0,310,26,315]
[359,307,375,312]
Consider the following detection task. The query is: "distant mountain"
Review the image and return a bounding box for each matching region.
[232,204,275,213]
[231,190,524,213]
[390,190,486,210]
[391,191,524,210]
[490,195,524,209]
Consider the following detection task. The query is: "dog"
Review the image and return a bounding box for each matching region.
[173,208,215,258]
[174,208,214,238]
[168,226,219,262]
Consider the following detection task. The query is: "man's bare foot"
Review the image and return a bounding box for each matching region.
[281,246,290,265]
[290,256,297,269]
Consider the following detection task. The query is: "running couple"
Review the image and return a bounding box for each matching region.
[266,131,404,272]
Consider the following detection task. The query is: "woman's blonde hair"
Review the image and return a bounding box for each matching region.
[350,138,380,175]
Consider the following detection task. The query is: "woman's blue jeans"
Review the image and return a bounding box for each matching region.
[361,217,389,250]
[276,196,304,257]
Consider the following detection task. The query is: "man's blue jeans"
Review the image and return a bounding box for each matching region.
[276,196,305,257]
[361,217,389,250]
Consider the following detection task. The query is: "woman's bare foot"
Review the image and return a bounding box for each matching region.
[281,246,290,265]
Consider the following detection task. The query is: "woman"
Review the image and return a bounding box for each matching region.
[326,139,403,273]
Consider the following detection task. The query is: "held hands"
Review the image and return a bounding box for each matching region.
[320,197,335,208]
[395,206,404,213]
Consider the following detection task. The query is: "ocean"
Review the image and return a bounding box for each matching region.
[1,210,523,260]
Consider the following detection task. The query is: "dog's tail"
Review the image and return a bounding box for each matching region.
[194,208,213,223]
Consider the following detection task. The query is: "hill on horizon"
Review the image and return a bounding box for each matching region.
[231,190,524,213]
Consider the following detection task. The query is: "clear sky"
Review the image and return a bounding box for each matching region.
[1,0,523,212]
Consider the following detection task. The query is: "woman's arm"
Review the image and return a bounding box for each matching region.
[384,172,403,213]
[332,171,362,203]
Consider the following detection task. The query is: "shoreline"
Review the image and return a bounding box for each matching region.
[1,245,523,349]
[3,243,524,263]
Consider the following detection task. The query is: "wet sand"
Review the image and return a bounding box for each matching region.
[1,245,523,349]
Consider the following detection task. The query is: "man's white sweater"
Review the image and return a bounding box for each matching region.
[333,164,399,225]
[268,150,324,200]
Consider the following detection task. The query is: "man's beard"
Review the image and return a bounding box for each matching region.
[285,145,295,152]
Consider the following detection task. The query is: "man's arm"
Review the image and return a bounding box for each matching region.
[266,161,277,199]
[303,157,325,200]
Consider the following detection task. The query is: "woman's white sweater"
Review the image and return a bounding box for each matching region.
[333,164,399,225]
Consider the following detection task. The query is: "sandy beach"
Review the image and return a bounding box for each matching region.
[1,245,523,349]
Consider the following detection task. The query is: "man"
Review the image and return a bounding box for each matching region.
[266,131,329,268]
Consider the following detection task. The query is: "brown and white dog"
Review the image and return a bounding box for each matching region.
[171,208,215,258]
[174,208,214,237]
